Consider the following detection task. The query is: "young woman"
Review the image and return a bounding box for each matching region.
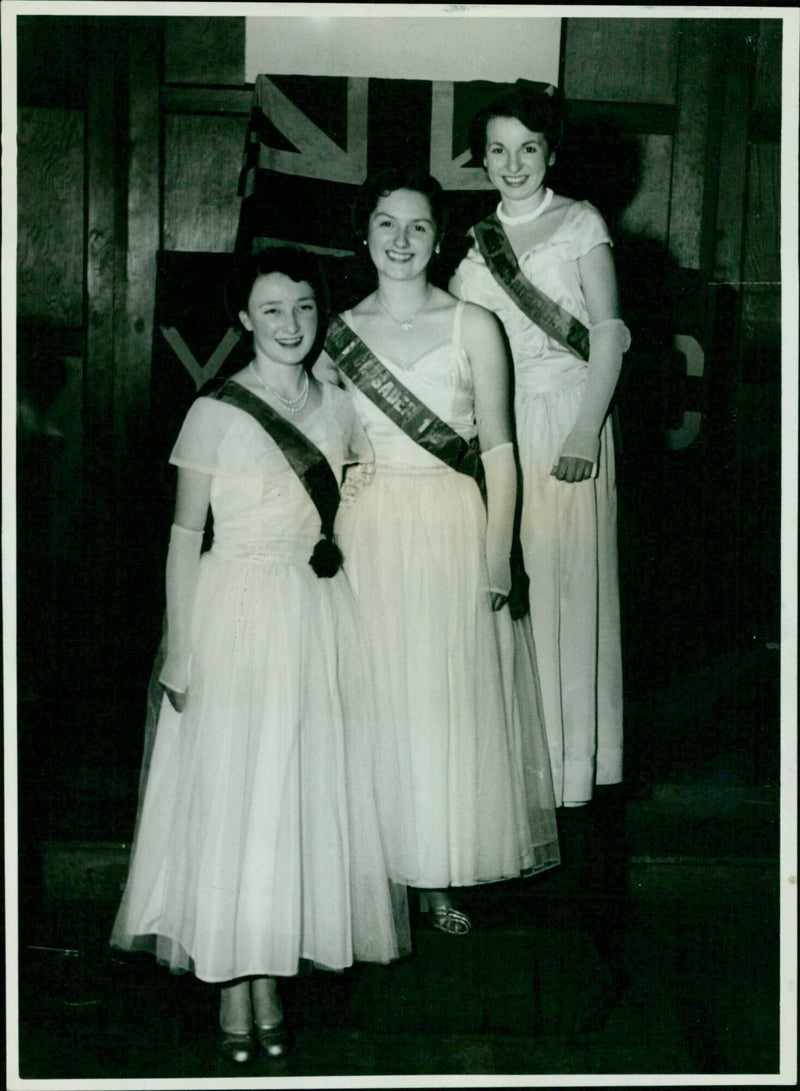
[315,168,560,935]
[450,88,631,809]
[111,247,407,1065]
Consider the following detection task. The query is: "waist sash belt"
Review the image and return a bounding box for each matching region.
[209,379,342,577]
[473,214,590,362]
[325,314,485,498]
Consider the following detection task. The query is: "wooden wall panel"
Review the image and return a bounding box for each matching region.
[163,114,244,253]
[117,22,161,448]
[668,22,717,270]
[743,144,780,285]
[712,35,752,285]
[17,108,84,327]
[751,17,782,138]
[164,16,245,85]
[563,18,679,104]
[618,134,672,243]
[740,143,781,367]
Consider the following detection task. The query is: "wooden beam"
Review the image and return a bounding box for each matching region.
[162,86,252,116]
[84,23,120,477]
[668,21,716,270]
[566,101,677,135]
[117,18,161,456]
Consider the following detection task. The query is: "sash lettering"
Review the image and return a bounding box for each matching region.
[325,314,485,498]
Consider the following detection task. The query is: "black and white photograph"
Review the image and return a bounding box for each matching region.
[2,3,797,1087]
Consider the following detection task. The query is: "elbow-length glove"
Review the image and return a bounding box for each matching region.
[559,318,632,466]
[481,442,517,596]
[158,523,203,695]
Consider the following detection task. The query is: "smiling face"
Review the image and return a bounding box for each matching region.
[483,115,555,209]
[239,273,318,366]
[367,188,438,281]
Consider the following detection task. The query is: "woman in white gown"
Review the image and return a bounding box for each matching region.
[111,247,408,1065]
[451,87,631,808]
[315,168,560,935]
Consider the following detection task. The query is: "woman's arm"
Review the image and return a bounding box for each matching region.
[553,242,629,483]
[159,467,211,711]
[461,302,516,610]
[311,348,341,386]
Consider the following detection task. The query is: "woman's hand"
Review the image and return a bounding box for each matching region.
[551,455,594,483]
[490,591,508,612]
[164,685,187,713]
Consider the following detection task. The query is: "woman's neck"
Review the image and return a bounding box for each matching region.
[250,355,307,400]
[375,274,430,310]
[498,186,553,224]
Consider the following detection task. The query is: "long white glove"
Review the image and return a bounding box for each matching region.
[158,523,203,695]
[481,442,516,596]
[559,318,631,466]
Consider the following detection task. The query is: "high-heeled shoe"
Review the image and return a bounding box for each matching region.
[255,1019,290,1058]
[219,1030,255,1065]
[419,891,472,935]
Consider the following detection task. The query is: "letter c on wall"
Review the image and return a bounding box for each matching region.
[666,334,705,451]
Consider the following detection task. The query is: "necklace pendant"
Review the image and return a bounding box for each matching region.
[401,319,413,331]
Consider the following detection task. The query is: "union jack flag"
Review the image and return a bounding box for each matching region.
[236,74,551,280]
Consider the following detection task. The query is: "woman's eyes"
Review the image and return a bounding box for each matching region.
[374,219,431,233]
[261,305,315,316]
[488,145,541,156]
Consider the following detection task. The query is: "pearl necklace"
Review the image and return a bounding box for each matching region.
[497,187,554,226]
[249,362,309,413]
[376,285,432,331]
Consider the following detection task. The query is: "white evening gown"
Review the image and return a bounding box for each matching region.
[454,201,624,806]
[111,382,409,982]
[335,302,560,890]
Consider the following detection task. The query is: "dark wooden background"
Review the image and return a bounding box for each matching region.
[15,15,782,791]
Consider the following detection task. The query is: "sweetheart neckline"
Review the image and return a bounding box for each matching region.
[379,339,457,372]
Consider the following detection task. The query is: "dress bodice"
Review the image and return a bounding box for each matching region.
[169,382,370,557]
[339,302,478,469]
[455,200,613,393]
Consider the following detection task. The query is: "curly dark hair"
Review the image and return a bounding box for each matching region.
[468,87,566,165]
[351,167,448,248]
[225,245,329,330]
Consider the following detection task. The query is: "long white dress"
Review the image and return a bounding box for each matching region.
[335,302,560,890]
[454,200,624,806]
[111,382,408,982]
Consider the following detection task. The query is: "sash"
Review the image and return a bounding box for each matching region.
[325,313,485,497]
[209,379,343,575]
[473,214,590,362]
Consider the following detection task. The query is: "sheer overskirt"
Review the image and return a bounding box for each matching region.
[337,466,560,889]
[111,549,409,981]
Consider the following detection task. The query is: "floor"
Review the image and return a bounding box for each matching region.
[12,763,784,1084]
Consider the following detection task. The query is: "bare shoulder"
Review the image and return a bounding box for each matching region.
[459,298,504,340]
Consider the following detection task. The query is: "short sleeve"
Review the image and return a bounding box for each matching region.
[452,230,499,310]
[571,201,614,261]
[169,397,235,475]
[329,385,374,465]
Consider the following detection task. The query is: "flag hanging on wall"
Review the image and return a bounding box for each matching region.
[235,74,552,293]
